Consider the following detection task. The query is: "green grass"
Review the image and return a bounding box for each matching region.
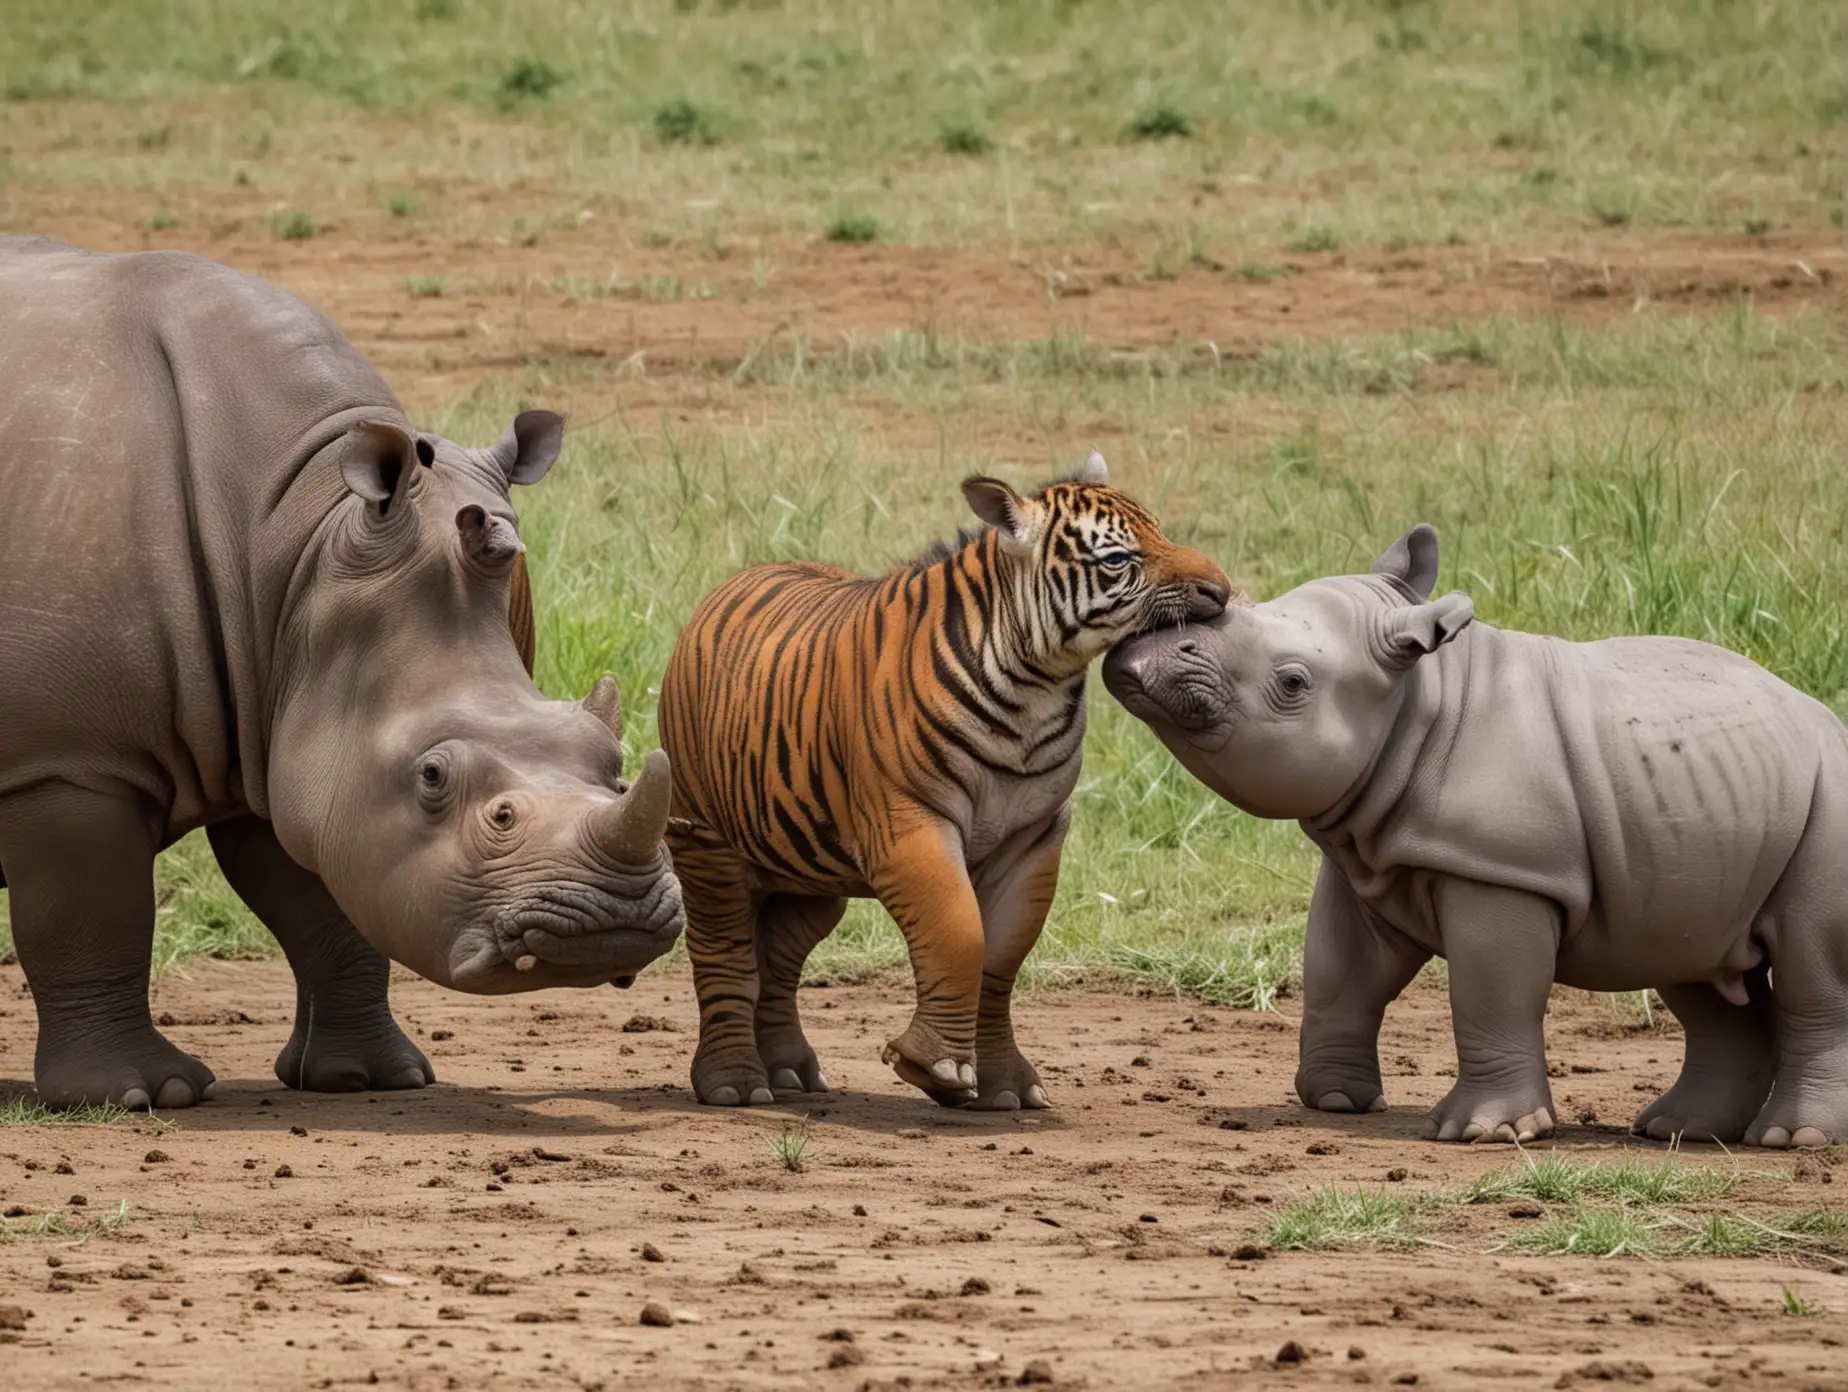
[770,1118,814,1173]
[268,208,315,240]
[1260,1187,1434,1250]
[405,274,446,298]
[939,121,994,156]
[0,1,1836,248]
[1465,1147,1741,1207]
[1507,1205,1848,1260]
[0,1095,133,1127]
[824,209,880,245]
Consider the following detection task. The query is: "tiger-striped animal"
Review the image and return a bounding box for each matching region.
[658,452,1234,1110]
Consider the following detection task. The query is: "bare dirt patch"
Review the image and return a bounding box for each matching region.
[10,184,1844,411]
[2,961,1843,1390]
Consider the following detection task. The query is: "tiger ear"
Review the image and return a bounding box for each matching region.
[963,476,1039,556]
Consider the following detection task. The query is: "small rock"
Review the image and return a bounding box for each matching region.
[290,1126,308,1138]
[1392,1376,1419,1387]
[1509,1202,1543,1219]
[640,1242,666,1263]
[827,1345,866,1368]
[1349,1346,1367,1360]
[852,1204,867,1217]
[66,1195,87,1207]
[1306,1141,1339,1156]
[961,1277,991,1296]
[3,1206,29,1219]
[1232,1243,1267,1262]
[143,1150,170,1164]
[1018,1360,1056,1386]
[1138,1213,1158,1224]
[334,1268,369,1286]
[1276,1341,1308,1364]
[430,1029,455,1041]
[0,1306,28,1331]
[1386,1168,1408,1182]
[639,1301,674,1327]
[622,1014,677,1033]
[273,1165,293,1179]
[53,1161,74,1175]
[821,1328,856,1342]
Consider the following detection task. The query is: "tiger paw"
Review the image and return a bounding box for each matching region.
[881,1019,976,1105]
[967,1047,1049,1112]
[757,1027,832,1094]
[691,1045,775,1107]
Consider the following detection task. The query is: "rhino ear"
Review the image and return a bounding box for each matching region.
[1371,524,1441,600]
[490,410,565,486]
[1383,591,1474,668]
[339,420,420,511]
[1079,448,1109,485]
[963,475,1040,556]
[582,674,624,748]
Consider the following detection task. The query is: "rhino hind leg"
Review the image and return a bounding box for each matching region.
[207,817,433,1094]
[1631,973,1774,1144]
[682,843,775,1106]
[754,893,847,1094]
[2,784,215,1110]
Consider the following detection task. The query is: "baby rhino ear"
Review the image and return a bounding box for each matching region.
[963,475,1041,556]
[1371,523,1441,600]
[1383,591,1474,668]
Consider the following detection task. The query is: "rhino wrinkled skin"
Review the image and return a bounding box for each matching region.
[1105,524,1848,1149]
[0,238,684,1111]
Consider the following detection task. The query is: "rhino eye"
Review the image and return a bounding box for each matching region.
[1276,666,1312,701]
[416,751,454,809]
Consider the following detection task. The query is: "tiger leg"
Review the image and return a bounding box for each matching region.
[755,893,848,1094]
[870,816,984,1104]
[680,842,774,1107]
[966,806,1069,1111]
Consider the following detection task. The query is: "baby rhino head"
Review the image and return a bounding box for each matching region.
[1102,524,1474,820]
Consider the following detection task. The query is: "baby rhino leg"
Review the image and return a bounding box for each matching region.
[1631,973,1773,1144]
[1425,879,1558,1144]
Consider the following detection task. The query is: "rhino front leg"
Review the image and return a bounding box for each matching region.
[1295,857,1430,1115]
[1,783,215,1110]
[208,817,433,1093]
[1426,878,1559,1144]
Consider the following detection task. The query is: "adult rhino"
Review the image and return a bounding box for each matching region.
[0,237,683,1110]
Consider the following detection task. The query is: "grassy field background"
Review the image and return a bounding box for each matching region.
[0,0,1844,1009]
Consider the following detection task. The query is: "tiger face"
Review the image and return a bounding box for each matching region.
[963,450,1235,663]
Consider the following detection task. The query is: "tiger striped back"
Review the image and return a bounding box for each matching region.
[659,453,1234,1112]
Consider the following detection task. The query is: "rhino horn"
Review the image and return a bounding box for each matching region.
[582,674,623,745]
[586,748,671,865]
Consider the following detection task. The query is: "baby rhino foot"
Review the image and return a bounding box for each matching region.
[882,1018,976,1106]
[1424,1079,1556,1144]
[1631,1072,1768,1145]
[965,1046,1049,1112]
[36,1026,216,1112]
[692,1045,775,1107]
[757,1028,832,1094]
[1744,1094,1846,1149]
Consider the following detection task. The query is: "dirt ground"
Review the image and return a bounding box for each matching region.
[2,961,1844,1391]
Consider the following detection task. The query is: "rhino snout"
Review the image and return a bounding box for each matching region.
[1105,634,1227,734]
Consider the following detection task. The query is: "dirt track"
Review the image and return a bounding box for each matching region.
[3,961,1844,1390]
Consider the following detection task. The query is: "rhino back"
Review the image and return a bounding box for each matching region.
[0,238,403,833]
[1354,625,1831,988]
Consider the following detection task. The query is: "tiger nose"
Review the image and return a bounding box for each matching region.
[1187,574,1232,619]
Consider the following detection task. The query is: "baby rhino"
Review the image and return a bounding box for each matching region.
[1105,524,1848,1149]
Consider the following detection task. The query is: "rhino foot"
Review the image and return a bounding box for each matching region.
[275,1016,434,1093]
[1294,1060,1390,1116]
[37,1027,216,1112]
[1423,1080,1555,1144]
[757,1027,832,1095]
[882,1017,977,1106]
[1631,1073,1767,1145]
[1744,1096,1846,1149]
[961,1045,1049,1112]
[693,1045,775,1107]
